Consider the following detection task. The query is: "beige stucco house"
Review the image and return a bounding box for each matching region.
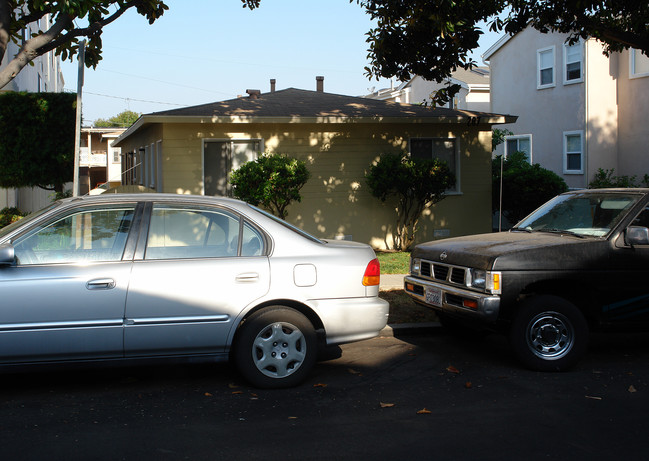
[364,67,491,112]
[114,82,515,249]
[485,27,649,189]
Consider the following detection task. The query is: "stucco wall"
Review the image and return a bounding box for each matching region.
[118,121,494,249]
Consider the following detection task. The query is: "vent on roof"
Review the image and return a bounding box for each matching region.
[246,89,261,99]
[270,79,276,92]
[316,76,324,92]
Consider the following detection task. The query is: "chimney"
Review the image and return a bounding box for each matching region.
[246,89,261,99]
[316,76,324,92]
[270,79,276,92]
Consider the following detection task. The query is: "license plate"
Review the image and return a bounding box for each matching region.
[425,287,442,307]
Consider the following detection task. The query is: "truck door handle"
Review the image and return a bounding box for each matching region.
[86,278,116,290]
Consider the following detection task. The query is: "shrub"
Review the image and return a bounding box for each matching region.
[588,168,649,189]
[0,207,26,229]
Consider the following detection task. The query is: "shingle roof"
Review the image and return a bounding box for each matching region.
[148,88,492,119]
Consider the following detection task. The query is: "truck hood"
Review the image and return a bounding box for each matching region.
[411,231,611,271]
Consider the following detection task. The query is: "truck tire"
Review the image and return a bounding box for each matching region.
[509,295,588,371]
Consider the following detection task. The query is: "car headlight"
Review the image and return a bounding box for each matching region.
[469,269,501,294]
[410,258,421,275]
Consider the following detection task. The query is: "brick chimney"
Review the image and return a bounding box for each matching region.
[270,79,276,92]
[246,89,261,99]
[316,76,324,92]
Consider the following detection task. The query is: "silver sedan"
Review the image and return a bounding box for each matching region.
[0,194,389,388]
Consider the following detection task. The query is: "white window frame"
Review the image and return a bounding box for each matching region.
[563,130,584,174]
[630,48,649,79]
[537,46,556,89]
[504,134,533,163]
[563,42,583,84]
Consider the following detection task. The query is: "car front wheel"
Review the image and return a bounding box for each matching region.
[234,306,317,388]
[509,295,588,372]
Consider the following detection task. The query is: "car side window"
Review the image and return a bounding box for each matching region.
[632,207,649,228]
[12,205,136,265]
[145,205,247,260]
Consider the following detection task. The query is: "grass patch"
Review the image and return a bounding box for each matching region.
[377,251,410,274]
[380,289,439,324]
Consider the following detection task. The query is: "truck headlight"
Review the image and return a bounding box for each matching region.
[411,258,421,275]
[469,269,501,294]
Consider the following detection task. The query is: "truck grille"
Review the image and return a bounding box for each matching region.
[420,260,467,287]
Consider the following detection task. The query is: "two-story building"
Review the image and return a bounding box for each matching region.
[364,67,491,112]
[485,27,649,189]
[0,11,66,211]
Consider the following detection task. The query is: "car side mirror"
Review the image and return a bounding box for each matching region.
[0,243,15,265]
[626,226,649,246]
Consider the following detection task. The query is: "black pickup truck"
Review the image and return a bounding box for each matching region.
[405,188,649,371]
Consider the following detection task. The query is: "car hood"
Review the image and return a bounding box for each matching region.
[411,231,611,271]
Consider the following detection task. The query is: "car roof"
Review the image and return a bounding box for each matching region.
[60,193,249,207]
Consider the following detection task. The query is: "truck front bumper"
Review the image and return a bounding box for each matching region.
[404,275,500,323]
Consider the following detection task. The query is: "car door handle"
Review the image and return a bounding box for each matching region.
[86,278,116,290]
[235,272,259,283]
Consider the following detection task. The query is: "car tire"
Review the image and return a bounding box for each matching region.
[234,306,317,388]
[509,295,588,372]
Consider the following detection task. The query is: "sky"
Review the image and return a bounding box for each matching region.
[60,0,503,125]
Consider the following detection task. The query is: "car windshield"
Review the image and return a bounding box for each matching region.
[513,192,642,237]
[248,205,324,244]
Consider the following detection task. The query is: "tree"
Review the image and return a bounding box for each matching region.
[493,151,568,226]
[94,110,140,128]
[230,154,311,220]
[366,152,455,250]
[0,92,76,193]
[347,0,649,106]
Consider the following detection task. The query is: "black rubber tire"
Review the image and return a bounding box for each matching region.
[234,307,317,388]
[509,295,588,372]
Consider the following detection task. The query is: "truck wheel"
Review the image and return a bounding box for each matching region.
[234,306,317,388]
[509,295,588,371]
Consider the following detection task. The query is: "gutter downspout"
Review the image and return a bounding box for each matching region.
[584,41,589,187]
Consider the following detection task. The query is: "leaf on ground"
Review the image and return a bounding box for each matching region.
[232,390,243,395]
[417,408,432,414]
[585,395,602,400]
[465,382,472,389]
[288,416,298,419]
[313,383,328,388]
[629,385,637,393]
[380,402,395,408]
[228,383,239,389]
[348,368,361,375]
[446,365,460,374]
[204,392,213,397]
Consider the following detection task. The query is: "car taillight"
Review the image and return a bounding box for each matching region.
[362,258,381,286]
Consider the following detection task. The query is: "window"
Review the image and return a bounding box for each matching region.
[630,48,649,79]
[145,205,264,260]
[504,135,532,162]
[410,138,458,193]
[564,42,583,84]
[203,139,262,196]
[13,205,136,265]
[564,131,583,174]
[537,46,556,89]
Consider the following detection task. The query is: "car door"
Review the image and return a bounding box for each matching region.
[0,203,138,362]
[124,203,270,357]
[604,201,649,326]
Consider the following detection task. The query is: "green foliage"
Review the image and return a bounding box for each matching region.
[376,251,410,274]
[492,128,513,152]
[350,0,649,106]
[0,207,26,229]
[366,152,455,250]
[493,151,568,225]
[0,92,77,193]
[0,1,169,89]
[94,110,140,128]
[588,168,649,189]
[230,154,311,220]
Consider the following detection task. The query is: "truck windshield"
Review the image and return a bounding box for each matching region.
[514,192,641,237]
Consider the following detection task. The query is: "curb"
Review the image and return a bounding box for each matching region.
[379,321,442,337]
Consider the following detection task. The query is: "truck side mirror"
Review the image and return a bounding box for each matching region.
[0,243,15,265]
[626,226,649,246]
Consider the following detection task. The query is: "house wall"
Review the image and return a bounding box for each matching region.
[490,28,618,188]
[617,49,649,177]
[118,122,494,249]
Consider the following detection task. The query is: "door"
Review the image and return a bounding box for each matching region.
[124,203,270,356]
[0,204,137,362]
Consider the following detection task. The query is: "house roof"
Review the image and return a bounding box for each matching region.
[115,88,516,146]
